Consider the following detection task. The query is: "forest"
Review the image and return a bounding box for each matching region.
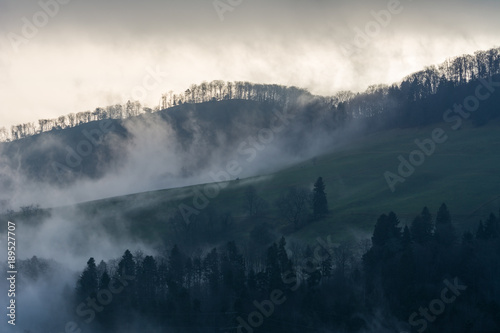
[18,201,500,332]
[2,47,500,333]
[3,47,500,143]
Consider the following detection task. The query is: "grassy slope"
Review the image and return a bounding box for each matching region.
[71,119,500,245]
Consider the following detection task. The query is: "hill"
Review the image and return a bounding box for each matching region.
[1,47,499,251]
[5,117,498,252]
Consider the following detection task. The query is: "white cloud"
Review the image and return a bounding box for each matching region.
[0,0,499,128]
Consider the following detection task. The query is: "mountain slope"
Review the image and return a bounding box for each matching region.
[5,118,498,250]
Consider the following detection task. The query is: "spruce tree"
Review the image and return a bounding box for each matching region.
[411,207,433,244]
[99,271,111,290]
[312,177,328,218]
[76,257,99,300]
[168,245,184,291]
[265,243,282,291]
[372,212,401,247]
[277,236,292,275]
[115,250,136,310]
[138,256,157,309]
[476,220,487,240]
[484,213,499,238]
[435,203,456,246]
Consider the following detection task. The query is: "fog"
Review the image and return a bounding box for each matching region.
[0,93,362,209]
[0,1,499,331]
[1,0,500,127]
[0,90,363,276]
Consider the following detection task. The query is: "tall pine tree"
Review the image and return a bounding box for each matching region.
[76,257,99,300]
[312,177,328,218]
[435,203,456,246]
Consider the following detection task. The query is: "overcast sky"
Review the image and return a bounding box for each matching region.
[0,0,499,128]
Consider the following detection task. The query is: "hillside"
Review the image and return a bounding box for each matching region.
[0,47,499,250]
[2,53,500,333]
[6,117,498,251]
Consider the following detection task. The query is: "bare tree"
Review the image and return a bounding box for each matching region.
[214,80,224,100]
[332,243,353,278]
[0,127,9,141]
[38,119,47,133]
[67,113,76,127]
[226,81,233,100]
[276,187,310,230]
[57,116,67,129]
[244,186,268,218]
[189,84,198,103]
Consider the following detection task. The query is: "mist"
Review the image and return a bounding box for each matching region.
[1,0,500,127]
[0,1,499,331]
[0,92,362,209]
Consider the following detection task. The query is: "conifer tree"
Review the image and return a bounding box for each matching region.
[435,203,456,246]
[76,257,99,300]
[312,177,328,218]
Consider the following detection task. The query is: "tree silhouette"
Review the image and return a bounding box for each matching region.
[312,177,328,218]
[276,187,310,230]
[371,212,401,247]
[435,203,456,246]
[76,257,99,300]
[410,207,433,244]
[484,213,499,239]
[244,185,268,217]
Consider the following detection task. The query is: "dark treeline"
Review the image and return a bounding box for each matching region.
[337,47,500,129]
[57,203,499,333]
[165,179,329,255]
[163,47,500,126]
[4,47,500,143]
[0,100,144,142]
[160,81,312,109]
[0,83,310,142]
